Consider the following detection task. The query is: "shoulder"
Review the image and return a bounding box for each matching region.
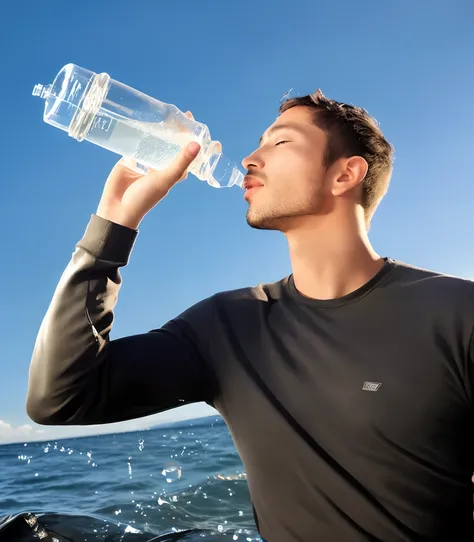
[213,278,288,305]
[388,259,474,305]
[391,259,474,288]
[171,278,288,330]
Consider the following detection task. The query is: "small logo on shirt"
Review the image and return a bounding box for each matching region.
[362,381,382,392]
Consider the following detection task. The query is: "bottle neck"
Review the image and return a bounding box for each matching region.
[190,142,244,188]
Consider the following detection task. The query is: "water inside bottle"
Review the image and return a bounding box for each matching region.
[86,113,194,171]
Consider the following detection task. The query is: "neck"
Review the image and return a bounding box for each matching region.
[286,209,384,300]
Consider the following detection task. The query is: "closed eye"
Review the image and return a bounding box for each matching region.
[275,140,290,146]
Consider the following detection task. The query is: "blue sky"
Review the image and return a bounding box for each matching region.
[0,0,472,444]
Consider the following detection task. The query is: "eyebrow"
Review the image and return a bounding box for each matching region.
[259,124,303,146]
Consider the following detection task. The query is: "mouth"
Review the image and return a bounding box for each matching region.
[243,176,264,201]
[243,186,262,201]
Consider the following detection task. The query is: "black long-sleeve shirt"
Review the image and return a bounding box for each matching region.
[27,214,474,541]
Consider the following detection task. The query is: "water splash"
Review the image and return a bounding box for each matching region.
[216,473,246,481]
[17,454,32,464]
[124,524,140,534]
[2,420,260,540]
[86,450,97,467]
[162,462,182,483]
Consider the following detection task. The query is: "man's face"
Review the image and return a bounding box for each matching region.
[242,106,330,231]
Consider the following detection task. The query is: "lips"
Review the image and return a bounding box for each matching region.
[243,186,263,201]
[243,175,264,201]
[243,176,264,190]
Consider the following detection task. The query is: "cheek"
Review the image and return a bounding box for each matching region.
[273,153,323,192]
[270,150,306,177]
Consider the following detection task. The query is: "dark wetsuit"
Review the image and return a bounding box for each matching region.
[27,214,474,541]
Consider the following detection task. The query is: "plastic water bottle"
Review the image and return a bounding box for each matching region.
[32,63,244,189]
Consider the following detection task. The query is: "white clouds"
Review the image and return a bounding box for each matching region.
[0,418,136,445]
[0,420,45,444]
[0,403,217,445]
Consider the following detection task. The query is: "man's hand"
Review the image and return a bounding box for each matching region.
[97,113,200,230]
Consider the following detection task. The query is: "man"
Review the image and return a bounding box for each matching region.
[27,91,474,541]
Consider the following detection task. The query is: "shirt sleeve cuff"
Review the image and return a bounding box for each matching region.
[77,214,138,264]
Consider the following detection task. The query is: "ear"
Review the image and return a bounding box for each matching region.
[331,156,368,197]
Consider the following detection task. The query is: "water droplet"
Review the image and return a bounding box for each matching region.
[114,509,122,515]
[25,514,37,526]
[18,454,32,464]
[218,525,224,533]
[161,463,182,483]
[138,438,145,451]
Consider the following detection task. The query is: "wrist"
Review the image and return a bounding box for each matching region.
[79,214,138,263]
[96,205,140,230]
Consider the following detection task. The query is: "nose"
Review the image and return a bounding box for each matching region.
[242,148,265,171]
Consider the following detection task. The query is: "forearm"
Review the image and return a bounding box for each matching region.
[26,215,137,424]
[26,215,218,426]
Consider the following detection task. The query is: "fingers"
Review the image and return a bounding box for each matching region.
[118,157,147,176]
[177,111,197,181]
[146,141,201,190]
[102,110,201,223]
[102,158,143,201]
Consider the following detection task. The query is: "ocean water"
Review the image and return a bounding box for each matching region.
[0,416,260,541]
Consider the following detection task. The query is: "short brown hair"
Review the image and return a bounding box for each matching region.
[280,89,394,219]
